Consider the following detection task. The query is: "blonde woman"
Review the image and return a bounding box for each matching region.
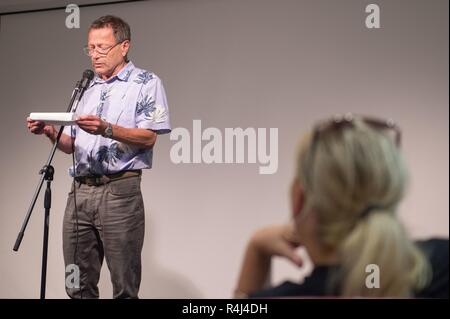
[235,114,448,298]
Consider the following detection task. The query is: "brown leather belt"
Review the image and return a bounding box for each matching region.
[75,170,142,186]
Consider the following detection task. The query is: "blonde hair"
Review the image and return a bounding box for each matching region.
[296,118,430,297]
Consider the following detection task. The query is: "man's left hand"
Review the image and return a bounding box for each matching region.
[77,115,107,135]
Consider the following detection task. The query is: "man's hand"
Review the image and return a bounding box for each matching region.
[77,115,157,148]
[27,117,56,138]
[76,115,107,135]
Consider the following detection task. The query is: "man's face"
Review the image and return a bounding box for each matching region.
[87,27,129,78]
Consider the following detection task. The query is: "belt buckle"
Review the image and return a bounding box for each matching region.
[85,178,96,186]
[97,175,110,185]
[82,175,110,186]
[85,176,101,186]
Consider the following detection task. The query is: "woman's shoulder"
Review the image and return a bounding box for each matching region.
[249,266,335,298]
[249,238,449,299]
[415,238,449,298]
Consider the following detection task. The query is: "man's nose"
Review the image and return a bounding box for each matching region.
[91,50,102,59]
[91,56,101,64]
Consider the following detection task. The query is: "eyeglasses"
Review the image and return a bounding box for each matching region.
[311,113,401,148]
[83,41,124,57]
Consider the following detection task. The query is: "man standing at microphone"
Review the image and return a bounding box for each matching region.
[26,15,171,298]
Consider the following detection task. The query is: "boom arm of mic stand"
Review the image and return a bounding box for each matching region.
[13,85,82,252]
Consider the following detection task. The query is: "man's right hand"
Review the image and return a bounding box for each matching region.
[27,117,55,138]
[26,117,74,154]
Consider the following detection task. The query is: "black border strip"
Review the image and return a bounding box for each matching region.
[0,0,148,16]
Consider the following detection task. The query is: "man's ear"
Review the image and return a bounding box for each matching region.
[121,40,130,57]
[291,178,304,219]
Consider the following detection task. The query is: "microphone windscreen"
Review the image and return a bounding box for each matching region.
[83,69,95,81]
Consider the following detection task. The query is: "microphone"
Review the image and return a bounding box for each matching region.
[80,69,95,90]
[71,69,94,113]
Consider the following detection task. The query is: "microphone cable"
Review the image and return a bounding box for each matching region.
[67,69,93,299]
[70,129,82,299]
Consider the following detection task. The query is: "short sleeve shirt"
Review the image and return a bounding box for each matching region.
[63,61,171,176]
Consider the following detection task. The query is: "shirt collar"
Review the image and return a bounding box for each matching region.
[92,61,135,85]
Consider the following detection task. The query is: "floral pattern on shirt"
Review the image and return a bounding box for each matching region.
[63,61,171,177]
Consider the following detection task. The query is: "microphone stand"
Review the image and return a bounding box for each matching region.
[13,75,90,299]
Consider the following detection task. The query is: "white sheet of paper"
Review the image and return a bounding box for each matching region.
[29,112,78,126]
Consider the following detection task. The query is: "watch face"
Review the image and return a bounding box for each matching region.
[104,124,112,137]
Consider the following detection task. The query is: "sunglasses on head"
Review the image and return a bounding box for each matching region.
[311,113,401,149]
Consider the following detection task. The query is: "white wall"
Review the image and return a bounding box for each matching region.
[0,0,448,298]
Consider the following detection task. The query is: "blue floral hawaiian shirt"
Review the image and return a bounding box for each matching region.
[63,61,171,177]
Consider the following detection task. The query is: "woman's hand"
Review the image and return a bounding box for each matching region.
[250,223,303,266]
[234,223,303,297]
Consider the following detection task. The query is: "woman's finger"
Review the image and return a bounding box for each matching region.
[277,241,303,266]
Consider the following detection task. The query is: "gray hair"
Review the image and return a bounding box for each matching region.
[89,15,131,43]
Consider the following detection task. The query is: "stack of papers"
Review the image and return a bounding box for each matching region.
[29,112,78,125]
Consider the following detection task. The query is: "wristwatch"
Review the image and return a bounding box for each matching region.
[102,122,113,138]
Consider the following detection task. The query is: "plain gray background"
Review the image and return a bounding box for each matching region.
[0,0,448,298]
